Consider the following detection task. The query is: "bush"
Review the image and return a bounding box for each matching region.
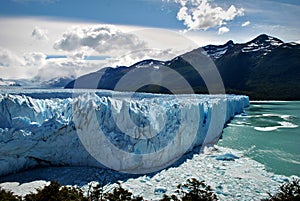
[24,181,87,201]
[1,180,142,201]
[87,183,104,201]
[1,178,299,201]
[263,179,300,201]
[160,194,180,201]
[0,188,20,201]
[161,178,218,201]
[104,182,143,201]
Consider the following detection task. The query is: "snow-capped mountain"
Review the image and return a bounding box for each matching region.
[202,34,285,58]
[0,76,75,88]
[66,34,300,100]
[202,40,234,59]
[40,76,76,88]
[241,34,283,53]
[0,78,21,87]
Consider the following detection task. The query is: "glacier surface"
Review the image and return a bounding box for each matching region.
[0,89,249,176]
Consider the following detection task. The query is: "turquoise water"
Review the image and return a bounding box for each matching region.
[218,101,300,177]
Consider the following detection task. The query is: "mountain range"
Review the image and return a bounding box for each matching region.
[66,34,300,100]
[0,76,75,89]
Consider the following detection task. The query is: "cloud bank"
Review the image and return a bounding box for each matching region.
[0,47,105,80]
[0,48,24,67]
[53,25,181,69]
[172,0,244,31]
[0,24,181,81]
[54,25,146,56]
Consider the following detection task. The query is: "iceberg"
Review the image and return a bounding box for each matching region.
[0,89,249,176]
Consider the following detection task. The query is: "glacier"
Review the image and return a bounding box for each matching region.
[0,89,249,176]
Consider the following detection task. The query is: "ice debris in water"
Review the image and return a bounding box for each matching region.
[215,153,240,161]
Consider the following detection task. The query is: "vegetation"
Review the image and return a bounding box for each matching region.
[65,34,300,100]
[24,181,87,201]
[0,188,20,201]
[161,178,217,201]
[104,182,143,201]
[1,178,299,201]
[262,179,300,201]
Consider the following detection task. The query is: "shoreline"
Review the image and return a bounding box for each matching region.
[0,145,298,200]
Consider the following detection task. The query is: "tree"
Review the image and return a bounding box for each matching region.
[24,181,87,201]
[159,194,180,201]
[175,178,217,201]
[263,179,300,201]
[0,188,20,201]
[104,182,143,201]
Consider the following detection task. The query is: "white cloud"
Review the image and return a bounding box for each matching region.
[31,26,49,40]
[0,47,177,81]
[242,21,250,27]
[107,48,177,67]
[173,0,244,31]
[33,59,105,81]
[24,52,47,66]
[0,46,105,80]
[0,20,185,82]
[54,25,146,56]
[0,49,47,69]
[53,25,184,69]
[0,17,201,81]
[0,48,24,67]
[218,26,230,35]
[0,48,44,79]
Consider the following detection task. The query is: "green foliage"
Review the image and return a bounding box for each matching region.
[263,179,300,201]
[104,182,143,201]
[0,180,143,201]
[24,181,87,201]
[87,183,104,201]
[177,178,218,201]
[0,188,20,201]
[1,178,299,201]
[160,194,180,201]
[161,178,218,201]
[66,34,300,100]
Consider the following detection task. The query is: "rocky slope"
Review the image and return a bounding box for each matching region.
[65,34,300,100]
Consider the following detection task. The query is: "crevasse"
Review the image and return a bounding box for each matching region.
[0,90,249,176]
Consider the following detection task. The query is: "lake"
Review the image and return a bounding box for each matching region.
[218,101,300,176]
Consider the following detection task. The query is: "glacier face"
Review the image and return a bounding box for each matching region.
[0,89,249,176]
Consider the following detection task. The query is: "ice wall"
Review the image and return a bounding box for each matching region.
[0,90,249,176]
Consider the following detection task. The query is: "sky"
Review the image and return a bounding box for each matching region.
[0,0,299,80]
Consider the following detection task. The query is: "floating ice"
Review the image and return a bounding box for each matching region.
[215,153,239,161]
[254,121,298,132]
[0,146,298,201]
[254,126,278,131]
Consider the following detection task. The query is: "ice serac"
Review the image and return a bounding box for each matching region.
[0,90,249,176]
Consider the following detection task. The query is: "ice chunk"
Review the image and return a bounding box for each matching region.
[216,153,240,161]
[154,186,167,194]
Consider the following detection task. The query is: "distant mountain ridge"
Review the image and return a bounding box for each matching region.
[65,34,300,100]
[0,76,75,88]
